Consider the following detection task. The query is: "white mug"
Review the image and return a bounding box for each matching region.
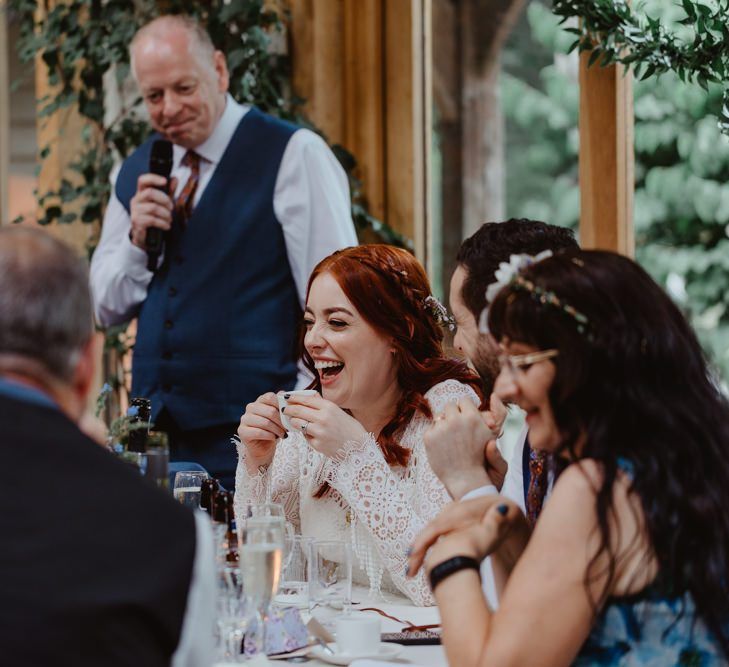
[277,390,317,431]
[335,613,381,656]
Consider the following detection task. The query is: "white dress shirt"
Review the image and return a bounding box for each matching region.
[90,94,357,327]
[462,423,556,609]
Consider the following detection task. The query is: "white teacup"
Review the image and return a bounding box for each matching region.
[335,613,381,656]
[277,390,318,431]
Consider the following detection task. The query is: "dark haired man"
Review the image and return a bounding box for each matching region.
[424,218,578,606]
[0,228,214,666]
[452,219,578,395]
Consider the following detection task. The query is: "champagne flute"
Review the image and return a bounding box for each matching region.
[238,514,285,656]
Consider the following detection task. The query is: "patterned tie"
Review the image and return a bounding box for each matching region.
[174,150,201,225]
[526,449,549,526]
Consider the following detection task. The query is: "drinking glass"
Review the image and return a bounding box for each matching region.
[239,514,286,656]
[237,502,293,550]
[308,540,352,631]
[215,565,254,663]
[144,431,169,490]
[276,534,314,608]
[173,470,209,509]
[238,501,285,521]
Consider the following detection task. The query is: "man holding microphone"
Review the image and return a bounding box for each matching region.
[91,15,357,488]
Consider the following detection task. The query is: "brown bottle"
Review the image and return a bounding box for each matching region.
[212,490,229,525]
[225,492,239,564]
[127,397,151,453]
[200,478,219,515]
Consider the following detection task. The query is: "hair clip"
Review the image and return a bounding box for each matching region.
[423,295,456,332]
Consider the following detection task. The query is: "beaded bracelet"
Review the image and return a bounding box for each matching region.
[428,555,481,592]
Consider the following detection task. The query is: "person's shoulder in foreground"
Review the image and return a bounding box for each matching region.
[0,226,214,666]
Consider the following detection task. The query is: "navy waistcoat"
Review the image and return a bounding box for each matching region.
[116,108,300,430]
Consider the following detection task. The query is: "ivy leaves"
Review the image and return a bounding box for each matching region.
[553,0,729,134]
[9,0,401,250]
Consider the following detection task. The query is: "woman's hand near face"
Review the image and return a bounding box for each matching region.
[424,399,502,499]
[282,392,368,459]
[238,392,285,472]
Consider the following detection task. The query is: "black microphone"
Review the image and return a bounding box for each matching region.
[146,139,173,271]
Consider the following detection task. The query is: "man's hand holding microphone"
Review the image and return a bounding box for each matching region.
[129,140,177,271]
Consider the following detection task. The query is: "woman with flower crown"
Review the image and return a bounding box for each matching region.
[408,249,729,664]
[234,244,487,605]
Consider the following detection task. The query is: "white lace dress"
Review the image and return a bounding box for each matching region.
[234,379,479,606]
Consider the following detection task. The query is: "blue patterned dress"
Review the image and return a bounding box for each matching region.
[574,581,727,665]
[573,459,727,665]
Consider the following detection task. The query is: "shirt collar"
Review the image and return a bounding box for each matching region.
[0,376,57,410]
[172,94,249,167]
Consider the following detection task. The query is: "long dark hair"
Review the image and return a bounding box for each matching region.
[303,245,482,469]
[488,249,729,655]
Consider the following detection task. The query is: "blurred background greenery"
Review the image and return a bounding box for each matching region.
[501,0,729,384]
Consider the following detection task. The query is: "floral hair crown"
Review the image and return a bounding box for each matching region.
[479,251,589,335]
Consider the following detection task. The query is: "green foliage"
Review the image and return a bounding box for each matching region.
[8,0,402,246]
[502,0,729,381]
[552,0,729,135]
[9,0,408,395]
[502,3,580,231]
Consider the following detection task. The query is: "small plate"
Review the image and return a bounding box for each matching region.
[310,642,403,665]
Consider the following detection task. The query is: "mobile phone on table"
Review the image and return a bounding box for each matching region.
[381,630,441,645]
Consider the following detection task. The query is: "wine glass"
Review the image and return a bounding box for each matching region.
[277,534,314,608]
[173,470,209,509]
[308,539,352,631]
[215,565,257,663]
[238,514,285,657]
[238,501,285,520]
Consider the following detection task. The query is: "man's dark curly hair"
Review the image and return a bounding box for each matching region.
[456,219,578,319]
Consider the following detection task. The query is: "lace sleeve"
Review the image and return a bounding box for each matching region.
[328,380,480,606]
[425,378,480,416]
[233,436,302,532]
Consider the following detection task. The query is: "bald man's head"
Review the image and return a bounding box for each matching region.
[130,15,217,80]
[129,15,229,149]
[0,227,93,382]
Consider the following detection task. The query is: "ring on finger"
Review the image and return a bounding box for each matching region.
[301,420,309,436]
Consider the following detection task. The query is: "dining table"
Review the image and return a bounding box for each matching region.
[215,585,446,667]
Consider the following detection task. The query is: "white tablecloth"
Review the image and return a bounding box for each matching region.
[215,586,446,666]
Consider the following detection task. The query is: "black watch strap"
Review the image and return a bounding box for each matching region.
[428,555,481,592]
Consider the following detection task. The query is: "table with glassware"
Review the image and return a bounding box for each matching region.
[217,499,444,665]
[215,585,444,667]
[169,472,445,666]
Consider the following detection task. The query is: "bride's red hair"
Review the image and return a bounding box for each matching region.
[301,245,482,484]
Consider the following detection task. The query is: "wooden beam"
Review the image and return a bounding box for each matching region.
[344,1,385,221]
[578,53,634,256]
[290,0,430,260]
[384,0,430,262]
[0,6,9,225]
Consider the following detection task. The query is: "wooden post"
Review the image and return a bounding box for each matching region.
[384,0,430,262]
[290,0,431,262]
[578,53,634,256]
[0,6,9,225]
